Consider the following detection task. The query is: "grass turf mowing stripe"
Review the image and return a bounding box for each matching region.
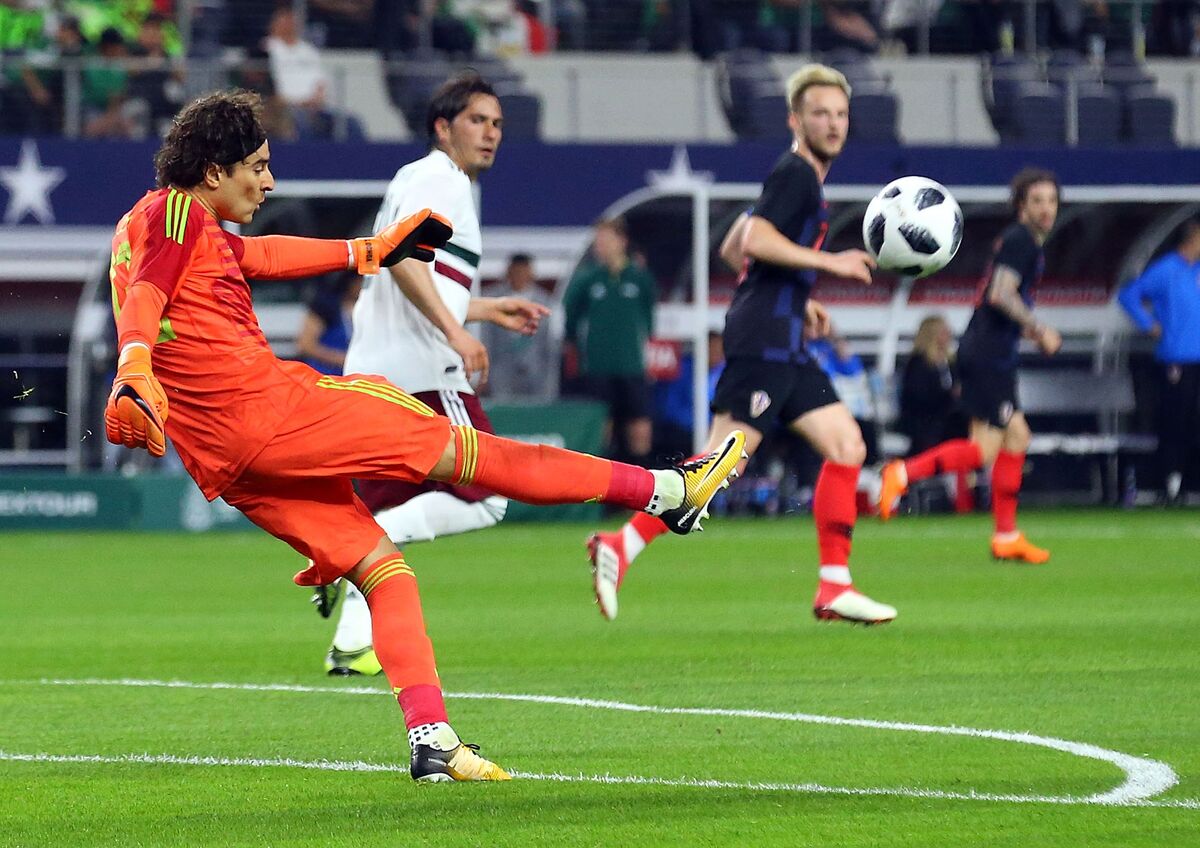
[9,677,1179,807]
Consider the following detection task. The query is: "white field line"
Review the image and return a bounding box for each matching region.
[0,750,1196,809]
[3,677,1192,808]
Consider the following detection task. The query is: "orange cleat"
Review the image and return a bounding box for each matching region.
[877,459,908,521]
[991,532,1050,564]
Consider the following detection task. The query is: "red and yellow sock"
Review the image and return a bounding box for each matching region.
[354,552,446,729]
[904,438,983,482]
[451,425,655,510]
[991,450,1024,535]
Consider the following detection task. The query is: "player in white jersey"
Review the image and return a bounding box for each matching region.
[316,73,550,675]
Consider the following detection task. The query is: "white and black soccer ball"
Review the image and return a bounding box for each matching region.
[862,176,963,278]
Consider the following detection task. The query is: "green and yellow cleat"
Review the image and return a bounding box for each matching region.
[324,644,383,676]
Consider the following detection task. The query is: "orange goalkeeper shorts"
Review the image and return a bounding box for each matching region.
[221,373,452,586]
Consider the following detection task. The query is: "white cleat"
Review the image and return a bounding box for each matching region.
[813,588,897,625]
[587,531,626,621]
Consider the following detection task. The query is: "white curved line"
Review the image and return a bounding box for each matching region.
[8,677,1186,808]
[0,751,1195,809]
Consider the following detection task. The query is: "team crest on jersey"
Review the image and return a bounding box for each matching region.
[998,401,1014,425]
[749,390,772,418]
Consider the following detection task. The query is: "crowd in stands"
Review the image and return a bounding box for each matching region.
[1,1,1196,140]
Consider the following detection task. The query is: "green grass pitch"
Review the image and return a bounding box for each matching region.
[1,509,1198,846]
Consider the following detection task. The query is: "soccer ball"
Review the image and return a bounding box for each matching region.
[862,176,963,278]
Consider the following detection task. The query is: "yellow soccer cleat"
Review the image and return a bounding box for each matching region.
[660,430,747,535]
[410,724,511,782]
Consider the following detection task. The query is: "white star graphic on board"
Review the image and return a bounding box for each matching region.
[647,145,713,189]
[0,140,66,225]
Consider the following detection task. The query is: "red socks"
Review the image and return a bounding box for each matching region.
[991,450,1024,534]
[355,553,445,729]
[904,438,984,482]
[814,462,859,566]
[629,511,669,545]
[452,426,655,510]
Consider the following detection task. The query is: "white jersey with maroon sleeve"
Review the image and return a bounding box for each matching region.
[345,149,482,394]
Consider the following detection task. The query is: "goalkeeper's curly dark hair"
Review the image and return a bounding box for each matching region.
[154,90,268,189]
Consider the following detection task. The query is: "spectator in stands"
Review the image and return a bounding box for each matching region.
[2,15,85,135]
[654,329,725,457]
[309,0,376,48]
[899,314,972,512]
[232,45,298,140]
[899,314,965,454]
[1149,0,1200,56]
[128,12,183,136]
[264,7,363,140]
[1118,215,1200,505]
[564,216,657,465]
[480,254,557,399]
[82,27,139,139]
[297,273,362,376]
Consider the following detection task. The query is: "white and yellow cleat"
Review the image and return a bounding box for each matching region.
[659,430,747,535]
[813,587,897,625]
[409,723,511,782]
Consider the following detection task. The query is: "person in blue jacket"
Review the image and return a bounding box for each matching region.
[1119,216,1200,504]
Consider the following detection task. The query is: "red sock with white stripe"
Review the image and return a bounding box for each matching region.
[813,462,859,603]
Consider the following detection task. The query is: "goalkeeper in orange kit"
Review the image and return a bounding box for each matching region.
[105,89,745,782]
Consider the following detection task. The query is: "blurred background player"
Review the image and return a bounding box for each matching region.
[586,64,896,626]
[316,73,551,676]
[563,216,658,466]
[1118,215,1200,506]
[295,271,360,375]
[480,253,557,400]
[878,168,1064,563]
[106,89,744,782]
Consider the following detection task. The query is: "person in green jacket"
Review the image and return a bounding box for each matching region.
[563,217,657,465]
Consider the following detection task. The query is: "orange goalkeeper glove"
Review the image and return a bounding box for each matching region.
[350,208,453,275]
[104,344,169,457]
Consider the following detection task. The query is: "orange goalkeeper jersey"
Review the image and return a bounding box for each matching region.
[110,188,319,498]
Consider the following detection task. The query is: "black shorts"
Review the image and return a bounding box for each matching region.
[711,357,838,431]
[585,374,653,423]
[958,356,1018,428]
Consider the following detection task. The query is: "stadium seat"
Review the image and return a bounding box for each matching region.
[1046,50,1102,91]
[496,92,541,140]
[849,88,900,144]
[715,49,781,137]
[1125,91,1177,146]
[744,90,791,141]
[1011,82,1066,145]
[1102,54,1156,98]
[983,53,1041,138]
[1074,85,1121,147]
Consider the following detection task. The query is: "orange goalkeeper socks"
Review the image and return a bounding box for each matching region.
[451,426,655,510]
[355,552,447,728]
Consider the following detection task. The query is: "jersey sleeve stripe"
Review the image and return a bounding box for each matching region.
[434,260,472,289]
[174,195,193,244]
[441,241,480,267]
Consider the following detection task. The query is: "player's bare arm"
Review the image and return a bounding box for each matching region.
[391,258,489,383]
[987,264,1060,354]
[743,215,875,284]
[467,296,550,336]
[719,212,749,271]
